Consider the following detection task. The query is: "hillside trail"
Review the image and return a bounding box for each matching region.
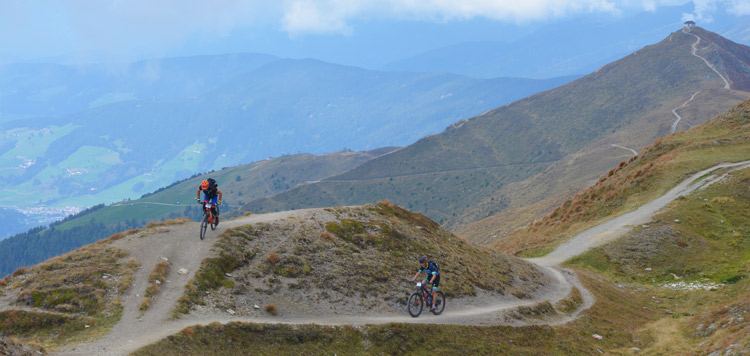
[671,90,701,134]
[683,28,731,90]
[528,160,750,268]
[53,161,750,356]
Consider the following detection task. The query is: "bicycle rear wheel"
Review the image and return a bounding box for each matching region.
[432,291,446,315]
[200,213,209,240]
[210,212,217,230]
[407,292,423,317]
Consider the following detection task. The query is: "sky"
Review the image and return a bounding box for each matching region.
[1,0,749,66]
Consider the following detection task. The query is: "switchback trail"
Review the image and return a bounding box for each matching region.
[52,161,750,355]
[683,28,731,90]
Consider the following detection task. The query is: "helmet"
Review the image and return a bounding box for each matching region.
[419,256,427,264]
[200,180,209,189]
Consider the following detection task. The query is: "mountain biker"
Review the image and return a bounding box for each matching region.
[411,256,440,311]
[196,178,223,225]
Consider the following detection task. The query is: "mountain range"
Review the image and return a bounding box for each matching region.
[242,26,750,234]
[2,25,748,279]
[0,55,574,230]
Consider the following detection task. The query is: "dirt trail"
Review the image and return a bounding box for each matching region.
[52,161,750,355]
[671,90,701,133]
[528,161,750,267]
[611,144,638,156]
[683,28,731,89]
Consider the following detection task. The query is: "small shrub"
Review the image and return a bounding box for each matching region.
[266,252,279,265]
[264,304,278,316]
[320,231,336,241]
[139,298,150,311]
[181,327,195,337]
[12,267,27,277]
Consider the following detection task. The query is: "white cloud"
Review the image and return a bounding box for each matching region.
[2,0,748,62]
[730,0,750,14]
[280,0,622,34]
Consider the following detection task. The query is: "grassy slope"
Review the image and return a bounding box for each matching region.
[242,28,750,227]
[568,167,750,354]
[0,238,140,350]
[492,98,750,257]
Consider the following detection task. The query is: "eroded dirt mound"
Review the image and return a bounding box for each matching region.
[178,202,550,317]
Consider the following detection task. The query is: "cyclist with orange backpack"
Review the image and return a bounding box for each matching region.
[196,178,223,225]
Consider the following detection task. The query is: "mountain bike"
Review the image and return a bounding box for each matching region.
[199,201,219,240]
[407,282,445,317]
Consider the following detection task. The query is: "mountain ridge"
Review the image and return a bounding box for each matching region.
[241,27,750,229]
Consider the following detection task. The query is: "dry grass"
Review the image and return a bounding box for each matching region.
[320,231,336,241]
[147,262,169,284]
[107,228,142,241]
[266,252,279,265]
[145,217,191,229]
[0,243,136,348]
[140,261,170,313]
[555,287,583,314]
[11,267,27,277]
[264,304,278,316]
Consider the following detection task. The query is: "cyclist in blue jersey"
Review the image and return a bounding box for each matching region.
[411,255,440,311]
[196,178,223,225]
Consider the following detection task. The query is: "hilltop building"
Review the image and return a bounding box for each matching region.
[684,21,696,29]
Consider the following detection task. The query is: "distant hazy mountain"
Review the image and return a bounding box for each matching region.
[243,27,750,228]
[0,56,573,215]
[382,5,750,78]
[0,53,279,122]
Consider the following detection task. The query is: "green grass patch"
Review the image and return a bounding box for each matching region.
[568,168,750,286]
[174,225,258,316]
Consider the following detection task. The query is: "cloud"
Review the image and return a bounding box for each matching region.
[280,0,622,35]
[1,0,747,62]
[730,0,750,13]
[681,0,750,22]
[0,0,274,62]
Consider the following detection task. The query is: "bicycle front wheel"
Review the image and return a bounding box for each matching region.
[200,213,209,240]
[432,291,446,315]
[407,292,423,317]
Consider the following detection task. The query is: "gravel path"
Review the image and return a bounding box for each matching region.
[51,161,750,355]
[528,161,750,267]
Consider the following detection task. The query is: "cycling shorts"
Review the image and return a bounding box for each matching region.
[202,195,218,204]
[423,275,440,289]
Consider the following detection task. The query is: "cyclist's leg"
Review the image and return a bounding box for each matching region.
[431,275,440,308]
[209,196,219,223]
